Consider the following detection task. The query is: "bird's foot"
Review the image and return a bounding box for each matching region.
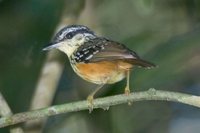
[87,95,94,113]
[124,87,132,105]
[124,87,130,96]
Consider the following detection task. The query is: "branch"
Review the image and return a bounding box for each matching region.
[0,93,12,117]
[25,1,85,132]
[0,92,24,133]
[25,0,99,132]
[1,89,200,128]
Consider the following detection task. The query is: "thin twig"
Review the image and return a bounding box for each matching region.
[0,92,24,133]
[1,89,200,128]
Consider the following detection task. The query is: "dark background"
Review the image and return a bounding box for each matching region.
[0,0,200,133]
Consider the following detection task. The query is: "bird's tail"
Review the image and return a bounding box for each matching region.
[126,59,157,69]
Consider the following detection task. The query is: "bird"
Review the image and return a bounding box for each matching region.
[43,25,156,110]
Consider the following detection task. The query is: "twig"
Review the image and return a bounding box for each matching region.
[0,93,12,116]
[1,89,200,128]
[0,92,24,133]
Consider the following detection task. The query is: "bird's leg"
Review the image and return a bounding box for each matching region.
[124,70,132,105]
[87,84,105,112]
[124,70,130,95]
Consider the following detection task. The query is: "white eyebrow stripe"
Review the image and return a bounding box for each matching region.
[59,27,88,39]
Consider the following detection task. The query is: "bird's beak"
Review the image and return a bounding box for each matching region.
[42,42,62,51]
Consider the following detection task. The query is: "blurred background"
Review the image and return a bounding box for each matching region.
[0,0,200,133]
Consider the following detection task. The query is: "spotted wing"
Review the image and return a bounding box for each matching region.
[72,38,155,68]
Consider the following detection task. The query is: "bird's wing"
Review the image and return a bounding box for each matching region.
[72,38,155,68]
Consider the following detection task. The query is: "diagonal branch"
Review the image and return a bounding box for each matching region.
[1,89,200,128]
[0,92,24,133]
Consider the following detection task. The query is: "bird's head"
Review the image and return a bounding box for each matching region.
[43,25,96,56]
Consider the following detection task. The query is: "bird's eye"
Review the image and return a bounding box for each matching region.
[65,32,73,39]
